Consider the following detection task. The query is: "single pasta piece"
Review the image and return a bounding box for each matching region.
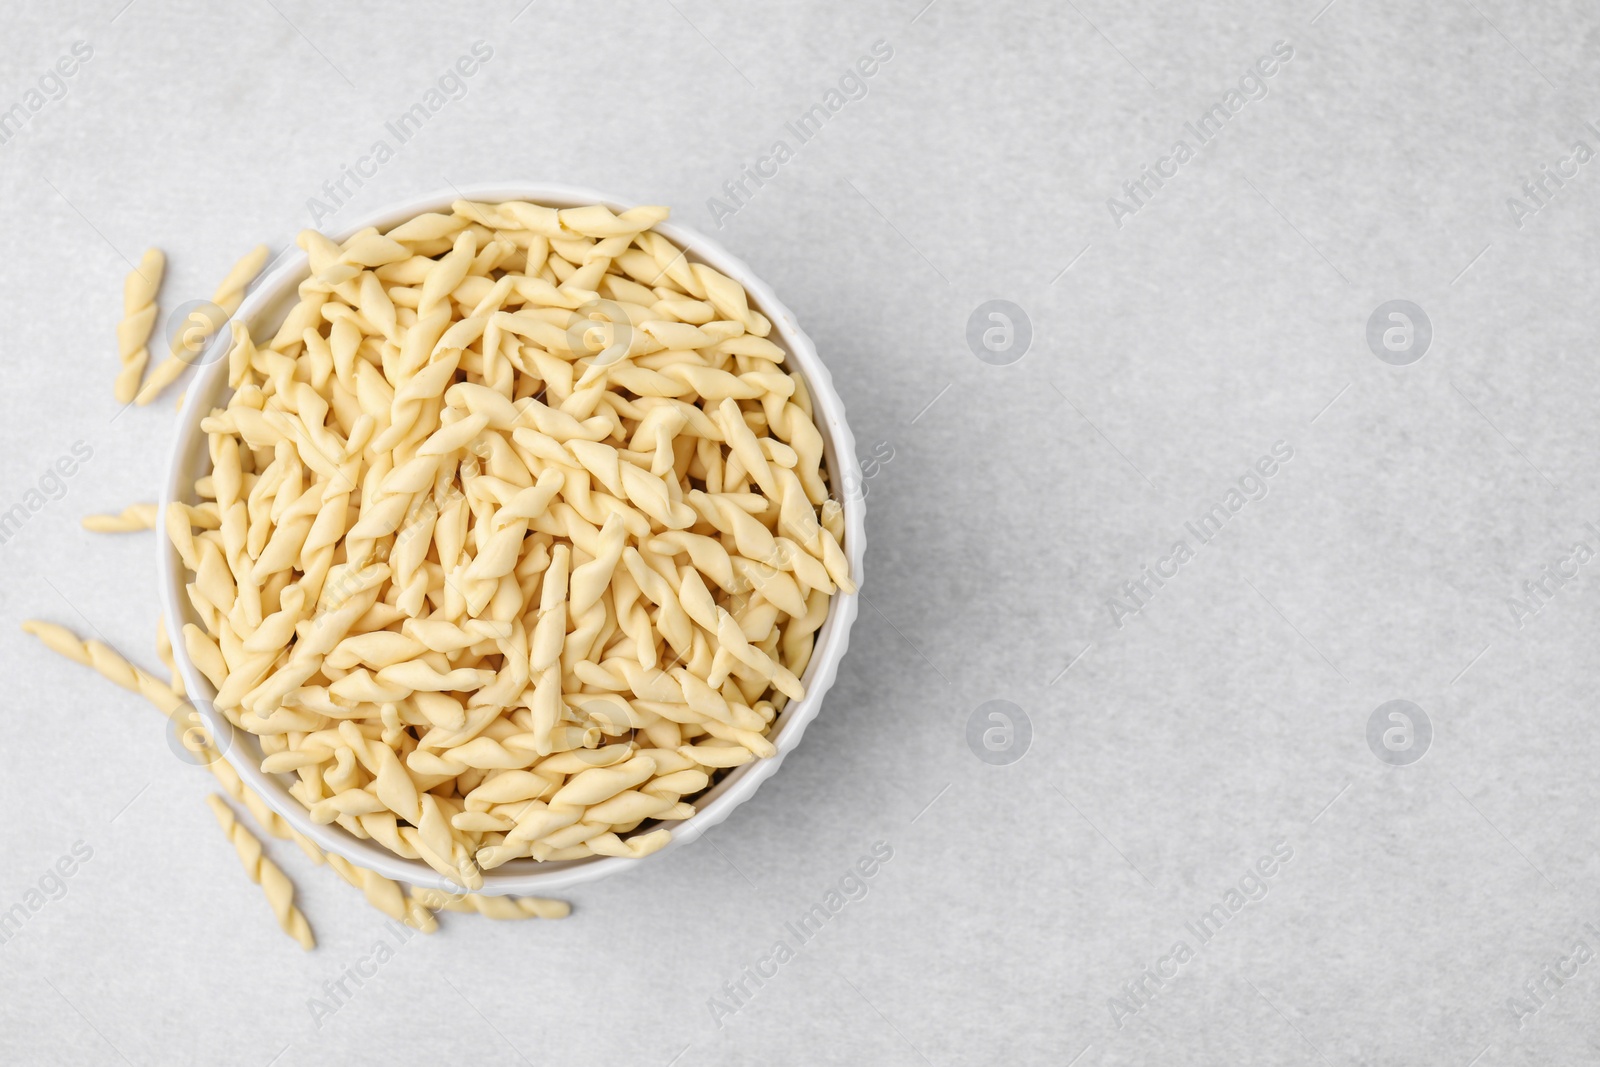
[115,248,164,403]
[135,244,270,405]
[205,793,315,950]
[82,503,159,533]
[322,850,439,933]
[20,620,185,717]
[411,886,569,920]
[24,617,295,856]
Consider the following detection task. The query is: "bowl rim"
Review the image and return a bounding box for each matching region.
[158,181,865,895]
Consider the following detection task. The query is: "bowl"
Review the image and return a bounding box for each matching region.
[158,182,864,895]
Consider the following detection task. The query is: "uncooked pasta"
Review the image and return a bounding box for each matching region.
[82,502,159,532]
[205,793,315,950]
[116,249,164,404]
[165,199,853,890]
[136,244,270,405]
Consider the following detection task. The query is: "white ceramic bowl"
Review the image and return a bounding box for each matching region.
[158,183,864,895]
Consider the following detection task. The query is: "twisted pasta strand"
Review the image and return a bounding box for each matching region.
[410,886,569,920]
[82,503,159,533]
[205,794,315,950]
[115,248,164,403]
[322,850,439,933]
[136,244,270,405]
[21,620,186,717]
[20,618,325,863]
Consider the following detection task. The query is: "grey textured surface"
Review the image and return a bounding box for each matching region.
[2,1,1599,1065]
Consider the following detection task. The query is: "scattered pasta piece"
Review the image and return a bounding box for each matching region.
[135,244,270,405]
[21,619,185,717]
[412,886,569,920]
[82,503,159,533]
[205,794,315,950]
[116,248,164,403]
[323,850,439,932]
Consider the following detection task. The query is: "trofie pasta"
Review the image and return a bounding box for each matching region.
[412,886,569,920]
[167,198,854,889]
[322,846,438,932]
[205,793,316,950]
[22,619,187,718]
[135,244,271,406]
[116,249,164,404]
[82,502,159,532]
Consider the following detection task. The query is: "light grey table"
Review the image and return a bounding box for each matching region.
[3,1,1598,1064]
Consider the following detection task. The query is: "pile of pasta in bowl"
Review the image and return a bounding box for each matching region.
[165,196,855,897]
[25,192,859,945]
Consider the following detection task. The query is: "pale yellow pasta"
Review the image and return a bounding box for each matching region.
[154,199,853,889]
[205,793,315,950]
[82,502,159,533]
[411,886,569,920]
[116,248,164,403]
[322,849,439,933]
[21,620,186,717]
[136,244,271,405]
